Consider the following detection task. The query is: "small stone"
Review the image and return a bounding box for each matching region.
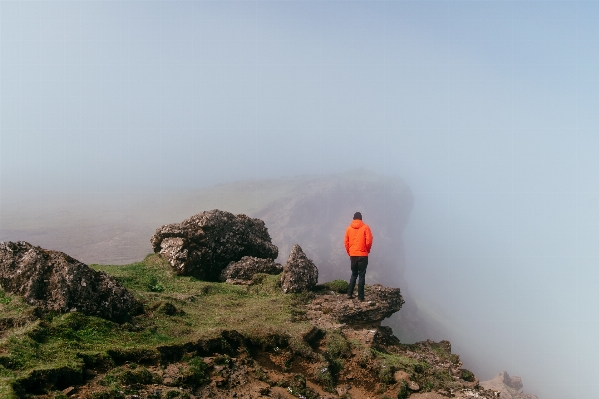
[62,386,75,396]
[212,376,226,386]
[408,381,420,391]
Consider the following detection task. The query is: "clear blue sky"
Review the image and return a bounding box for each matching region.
[2,2,599,398]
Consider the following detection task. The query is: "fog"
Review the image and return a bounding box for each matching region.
[2,1,599,398]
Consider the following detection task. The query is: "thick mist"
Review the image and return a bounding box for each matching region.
[2,2,599,398]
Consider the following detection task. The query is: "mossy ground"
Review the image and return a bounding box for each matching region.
[0,255,312,398]
[0,255,488,399]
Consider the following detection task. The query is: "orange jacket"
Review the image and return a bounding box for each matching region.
[344,220,373,256]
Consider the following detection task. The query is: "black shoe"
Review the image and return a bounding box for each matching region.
[358,297,365,302]
[347,295,354,299]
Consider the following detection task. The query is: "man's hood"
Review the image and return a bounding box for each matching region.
[350,220,365,229]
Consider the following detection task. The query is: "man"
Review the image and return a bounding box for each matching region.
[344,211,373,301]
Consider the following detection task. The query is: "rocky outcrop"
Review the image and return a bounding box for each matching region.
[0,241,140,322]
[151,210,278,281]
[481,371,538,399]
[280,244,318,293]
[219,256,283,285]
[306,284,404,327]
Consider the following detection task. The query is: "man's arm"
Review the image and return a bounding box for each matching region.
[365,226,373,253]
[344,228,350,255]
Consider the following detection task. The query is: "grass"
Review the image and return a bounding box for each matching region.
[0,251,460,398]
[315,280,349,294]
[0,254,313,397]
[372,349,424,376]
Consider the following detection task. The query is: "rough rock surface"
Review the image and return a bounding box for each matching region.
[150,210,278,280]
[0,241,139,322]
[306,284,404,327]
[480,371,538,399]
[219,256,283,285]
[279,244,318,293]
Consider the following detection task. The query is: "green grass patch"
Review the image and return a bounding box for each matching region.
[0,377,17,398]
[0,290,12,305]
[371,349,425,376]
[315,280,349,294]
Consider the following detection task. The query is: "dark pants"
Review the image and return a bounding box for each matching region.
[347,256,368,299]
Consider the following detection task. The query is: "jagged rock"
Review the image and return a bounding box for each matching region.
[305,284,404,327]
[0,241,140,322]
[280,244,318,293]
[150,210,278,281]
[220,256,283,284]
[481,371,538,399]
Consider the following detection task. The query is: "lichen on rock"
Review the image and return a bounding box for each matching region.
[280,244,318,293]
[0,241,140,322]
[150,210,278,281]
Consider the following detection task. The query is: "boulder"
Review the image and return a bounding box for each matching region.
[220,256,283,285]
[150,210,278,281]
[306,284,404,325]
[0,241,140,322]
[280,244,318,293]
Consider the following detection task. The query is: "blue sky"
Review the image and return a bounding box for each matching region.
[2,2,599,398]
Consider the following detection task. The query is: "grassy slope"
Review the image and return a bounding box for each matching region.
[0,255,313,398]
[0,255,485,399]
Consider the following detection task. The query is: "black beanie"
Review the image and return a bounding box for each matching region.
[353,212,362,220]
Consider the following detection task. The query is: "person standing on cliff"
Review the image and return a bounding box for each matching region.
[344,212,373,301]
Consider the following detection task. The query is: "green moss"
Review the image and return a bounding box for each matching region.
[314,363,336,393]
[285,374,319,399]
[101,365,156,388]
[461,369,475,382]
[397,380,409,399]
[325,331,351,360]
[372,350,418,371]
[0,378,17,399]
[0,289,12,305]
[180,357,209,387]
[120,367,155,385]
